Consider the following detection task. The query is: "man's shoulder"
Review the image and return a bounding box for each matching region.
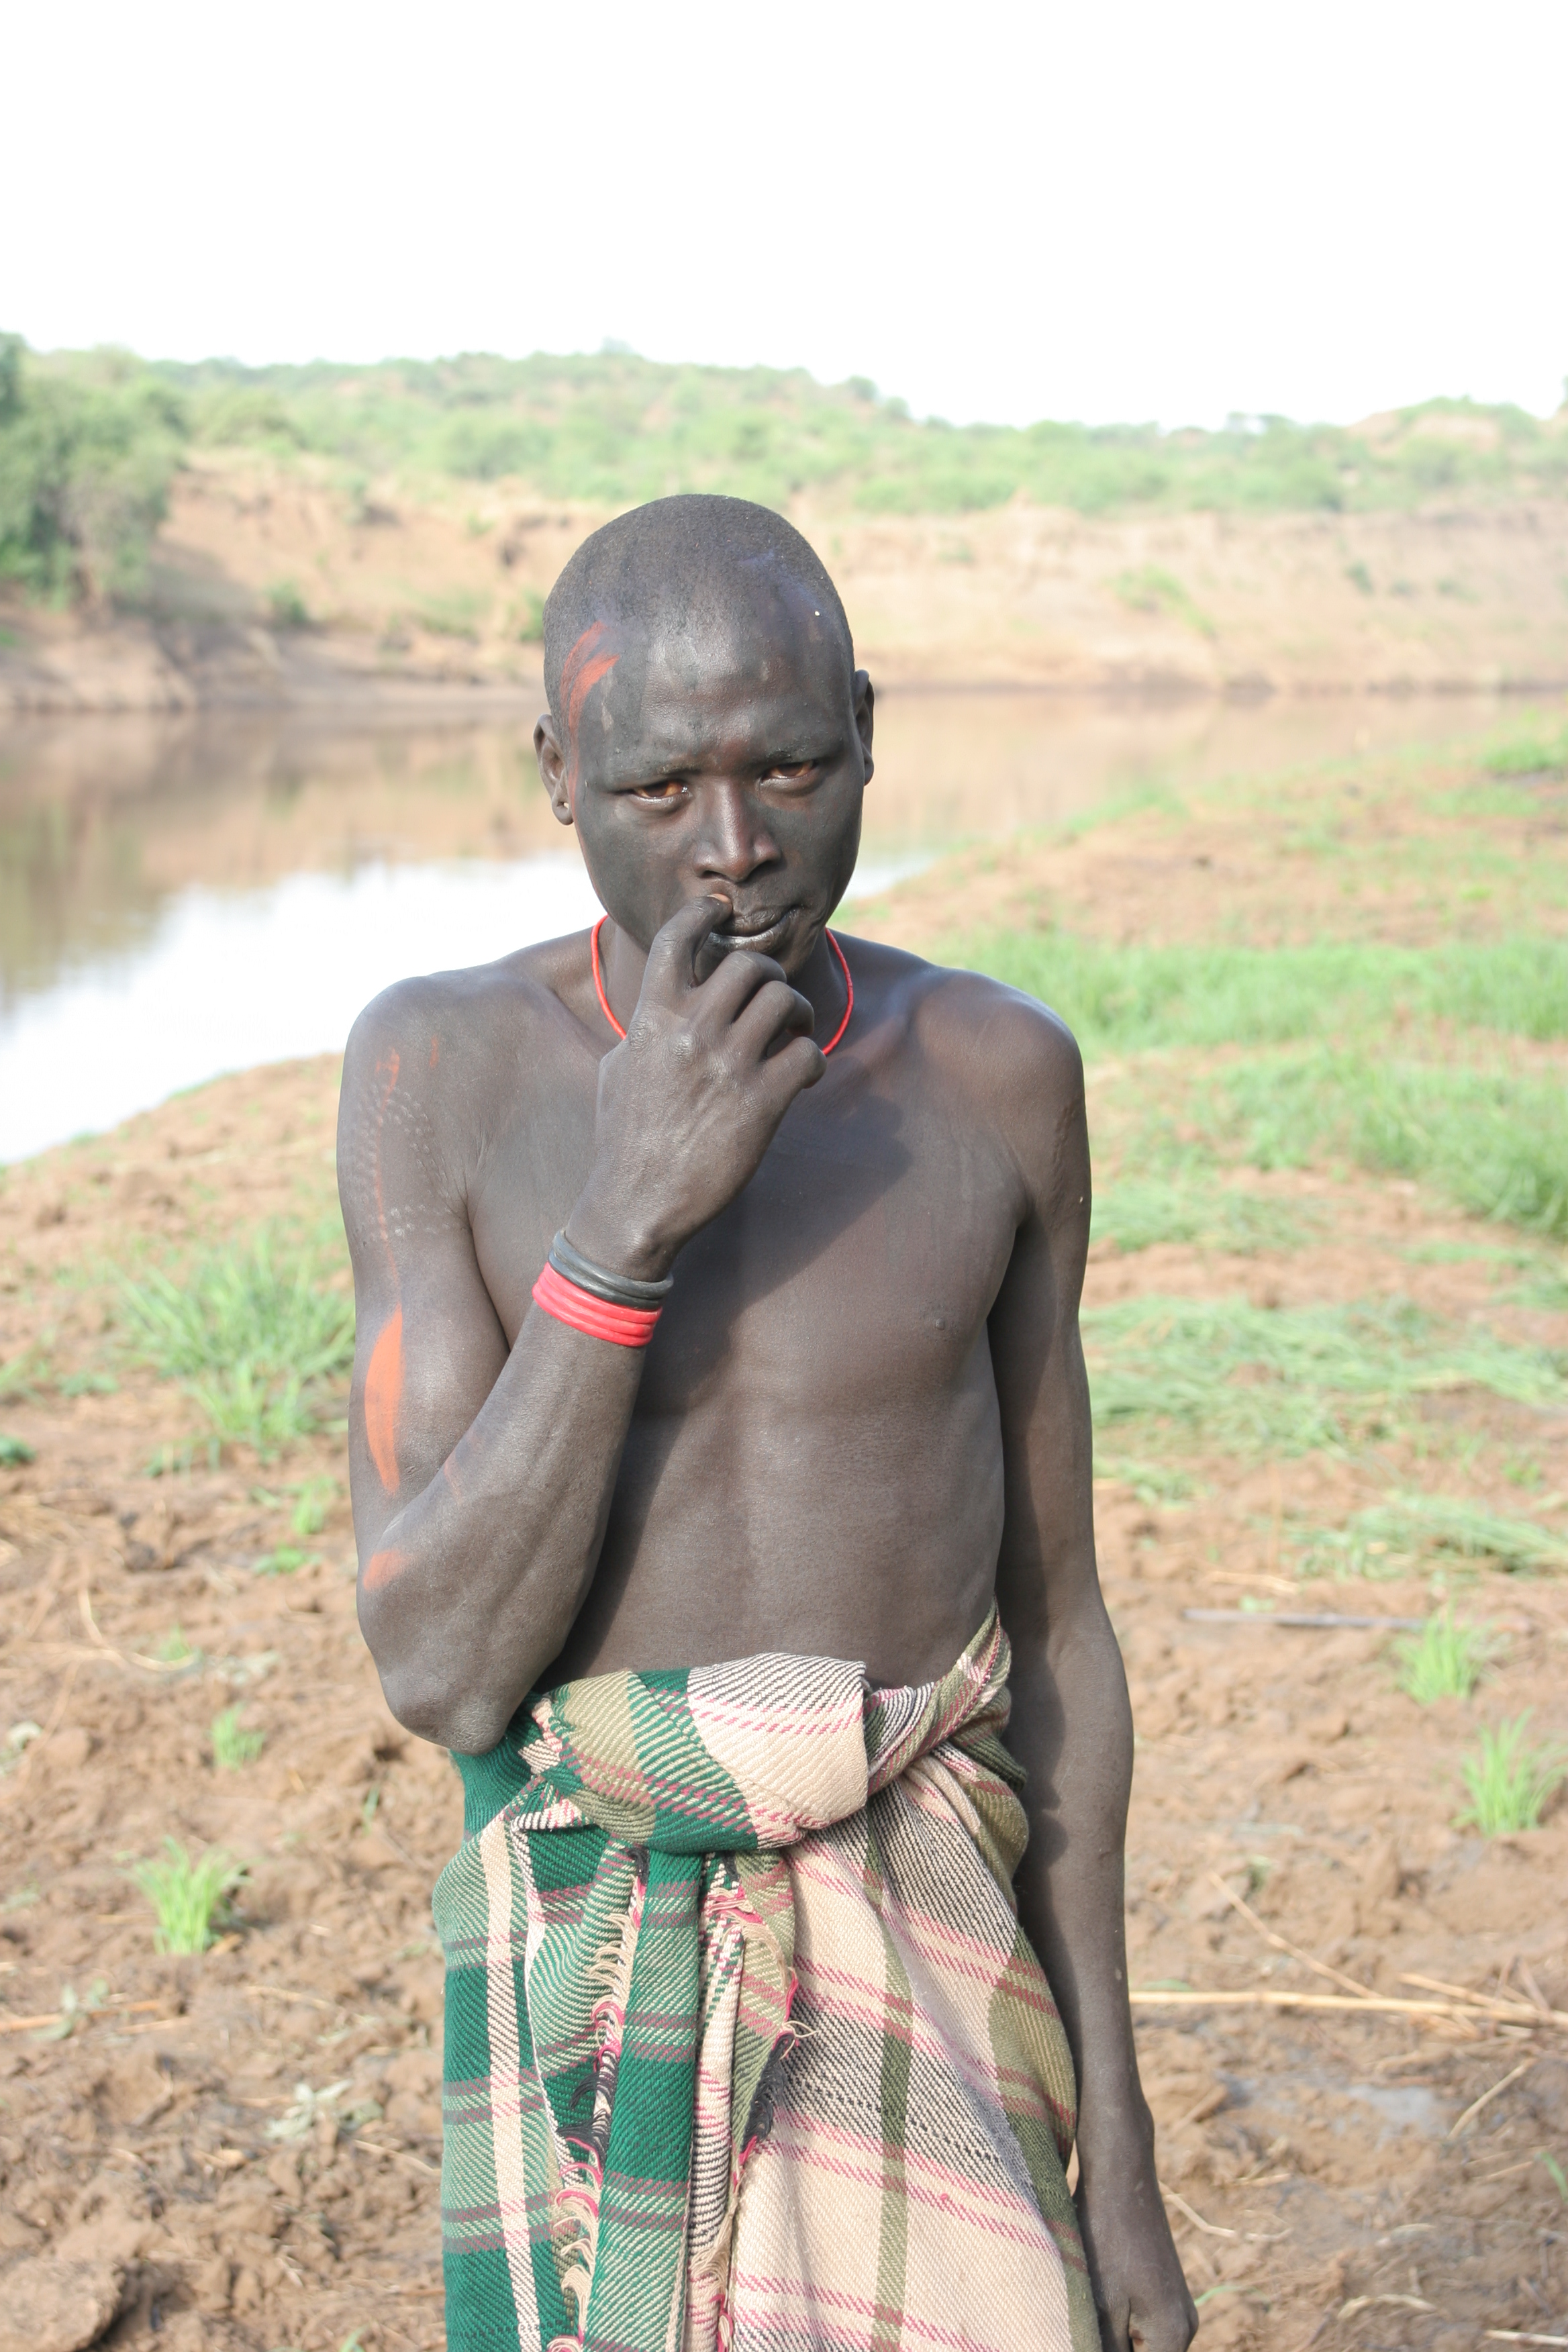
[342,932,587,1095]
[845,933,1083,1103]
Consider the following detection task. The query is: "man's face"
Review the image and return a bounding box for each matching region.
[536,569,873,977]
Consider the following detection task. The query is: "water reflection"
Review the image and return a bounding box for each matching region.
[0,691,1512,1161]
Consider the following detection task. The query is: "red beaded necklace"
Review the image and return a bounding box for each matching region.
[591,916,854,1055]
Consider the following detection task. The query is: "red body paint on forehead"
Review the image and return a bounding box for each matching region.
[559,619,620,812]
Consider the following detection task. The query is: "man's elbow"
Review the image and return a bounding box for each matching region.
[375,1658,513,1756]
[358,1596,514,1755]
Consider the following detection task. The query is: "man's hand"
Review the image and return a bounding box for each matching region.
[1076,2120,1198,2352]
[569,895,826,1279]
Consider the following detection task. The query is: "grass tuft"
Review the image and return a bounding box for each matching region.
[129,1839,244,1953]
[1083,1294,1565,1459]
[1394,1610,1497,1702]
[1299,1493,1568,1579]
[1093,1175,1314,1256]
[210,1707,265,1771]
[119,1228,354,1457]
[1214,1052,1568,1240]
[1455,1716,1567,1835]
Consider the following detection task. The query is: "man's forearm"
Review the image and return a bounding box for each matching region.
[1006,1602,1150,2156]
[357,1303,646,1751]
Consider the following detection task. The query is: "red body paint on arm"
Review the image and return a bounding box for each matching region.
[364,1306,405,1491]
[362,1546,410,1592]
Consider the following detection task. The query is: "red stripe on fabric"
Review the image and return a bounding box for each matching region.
[532,1263,661,1348]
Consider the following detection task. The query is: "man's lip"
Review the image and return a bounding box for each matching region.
[709,908,793,944]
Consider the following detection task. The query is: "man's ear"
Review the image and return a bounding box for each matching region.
[853,670,875,787]
[535,712,574,827]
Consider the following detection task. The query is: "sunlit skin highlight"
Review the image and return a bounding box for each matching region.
[371,1050,401,1261]
[364,1307,404,1491]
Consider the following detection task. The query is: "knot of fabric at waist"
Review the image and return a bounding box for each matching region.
[514,1604,1012,1853]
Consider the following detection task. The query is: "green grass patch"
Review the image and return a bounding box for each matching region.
[1095,1456,1197,1505]
[1394,1610,1498,1702]
[1083,1295,1566,1461]
[119,1227,354,1457]
[254,1474,338,1537]
[1112,564,1216,637]
[129,1839,244,1953]
[955,932,1568,1054]
[1093,1175,1314,1255]
[1211,1051,1568,1239]
[1481,709,1568,781]
[1456,1716,1566,1834]
[210,1706,265,1770]
[252,1545,318,1577]
[1296,1492,1568,1579]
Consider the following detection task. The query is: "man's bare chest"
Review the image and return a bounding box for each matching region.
[467,1061,1024,1384]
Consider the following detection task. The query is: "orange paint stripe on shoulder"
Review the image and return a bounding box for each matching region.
[363,1546,410,1592]
[364,1306,405,1491]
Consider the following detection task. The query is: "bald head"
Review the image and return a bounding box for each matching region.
[543,495,853,723]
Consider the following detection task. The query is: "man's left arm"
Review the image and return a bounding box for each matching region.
[982,994,1196,2352]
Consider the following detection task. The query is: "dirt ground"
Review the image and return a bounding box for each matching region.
[5,452,1567,713]
[1,767,1566,2350]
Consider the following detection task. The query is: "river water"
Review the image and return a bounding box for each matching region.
[0,690,1512,1161]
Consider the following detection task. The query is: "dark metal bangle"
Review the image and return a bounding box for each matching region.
[548,1229,674,1308]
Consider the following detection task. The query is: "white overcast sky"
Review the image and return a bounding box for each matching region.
[7,0,1566,430]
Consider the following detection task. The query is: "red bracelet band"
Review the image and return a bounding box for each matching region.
[532,1261,663,1348]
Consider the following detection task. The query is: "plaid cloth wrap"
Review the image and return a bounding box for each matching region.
[434,1605,1097,2352]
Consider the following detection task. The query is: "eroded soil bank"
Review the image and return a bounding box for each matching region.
[5,458,1567,711]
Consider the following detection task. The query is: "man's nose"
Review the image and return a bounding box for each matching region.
[692,781,780,882]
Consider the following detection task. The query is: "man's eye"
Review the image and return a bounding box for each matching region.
[632,781,684,803]
[763,762,818,784]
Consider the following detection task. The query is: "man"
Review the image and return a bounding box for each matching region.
[339,496,1194,2352]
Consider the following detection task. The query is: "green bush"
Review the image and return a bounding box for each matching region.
[266,579,310,630]
[0,336,185,601]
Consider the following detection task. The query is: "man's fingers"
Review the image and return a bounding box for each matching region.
[693,946,791,1026]
[643,896,731,992]
[756,1032,826,1105]
[730,978,816,1059]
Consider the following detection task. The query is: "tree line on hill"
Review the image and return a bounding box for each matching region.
[3,335,1565,609]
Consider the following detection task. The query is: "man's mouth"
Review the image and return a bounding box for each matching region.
[707,907,795,952]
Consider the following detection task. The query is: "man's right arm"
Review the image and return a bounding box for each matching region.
[338,898,824,1753]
